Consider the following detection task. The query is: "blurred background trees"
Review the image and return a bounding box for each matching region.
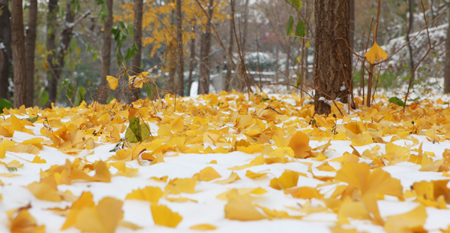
[0,0,449,108]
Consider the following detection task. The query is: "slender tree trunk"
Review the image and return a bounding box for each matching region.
[0,0,12,100]
[349,0,354,82]
[242,0,250,56]
[198,0,214,94]
[11,0,27,108]
[99,0,113,103]
[25,0,38,107]
[406,0,415,77]
[284,44,290,84]
[45,0,58,107]
[224,0,235,92]
[187,22,196,96]
[176,0,184,96]
[131,0,143,102]
[274,45,279,82]
[314,0,351,115]
[444,8,450,93]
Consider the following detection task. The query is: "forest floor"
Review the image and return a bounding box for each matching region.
[1,88,450,233]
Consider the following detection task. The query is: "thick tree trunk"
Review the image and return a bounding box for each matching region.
[25,0,38,107]
[0,0,12,100]
[444,9,450,93]
[11,0,27,108]
[198,0,214,95]
[187,23,196,96]
[45,0,82,108]
[224,0,235,92]
[176,0,184,96]
[314,0,351,115]
[99,0,114,103]
[131,0,143,102]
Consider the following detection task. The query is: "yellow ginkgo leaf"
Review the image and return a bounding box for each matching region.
[269,169,306,190]
[224,189,265,221]
[195,167,222,181]
[190,224,217,230]
[288,131,313,159]
[27,181,62,202]
[150,204,183,228]
[10,209,46,233]
[364,42,388,64]
[0,139,15,159]
[126,186,163,203]
[106,76,118,90]
[384,205,427,233]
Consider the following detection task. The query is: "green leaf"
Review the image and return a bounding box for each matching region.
[389,97,404,107]
[38,88,49,106]
[7,167,17,172]
[116,47,123,65]
[292,0,303,11]
[125,117,151,143]
[74,86,86,107]
[293,20,305,42]
[106,95,115,104]
[0,98,12,114]
[286,15,294,36]
[295,73,302,87]
[25,116,39,123]
[93,52,99,61]
[145,84,153,99]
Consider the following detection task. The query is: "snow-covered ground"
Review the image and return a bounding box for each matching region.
[1,91,450,233]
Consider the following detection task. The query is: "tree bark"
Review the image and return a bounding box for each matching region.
[11,0,27,108]
[444,8,450,93]
[349,0,354,78]
[25,0,38,107]
[99,0,114,103]
[176,0,184,96]
[198,0,214,94]
[241,0,250,56]
[131,0,143,102]
[224,0,235,92]
[0,0,12,100]
[314,0,351,115]
[187,22,196,96]
[406,0,415,77]
[45,0,58,107]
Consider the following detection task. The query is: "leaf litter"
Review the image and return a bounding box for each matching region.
[1,92,450,232]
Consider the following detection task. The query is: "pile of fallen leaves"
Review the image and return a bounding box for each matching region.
[1,91,450,233]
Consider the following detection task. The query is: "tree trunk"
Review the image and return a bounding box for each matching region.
[11,0,27,108]
[198,0,214,95]
[224,0,235,92]
[45,0,82,108]
[99,0,113,103]
[284,44,290,84]
[349,0,354,78]
[0,0,12,100]
[176,0,184,96]
[45,0,58,107]
[25,0,38,107]
[131,0,143,102]
[187,22,196,96]
[242,0,250,56]
[274,45,279,82]
[406,0,415,77]
[444,8,450,93]
[314,0,351,115]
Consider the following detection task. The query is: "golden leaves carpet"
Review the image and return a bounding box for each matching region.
[1,92,450,232]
